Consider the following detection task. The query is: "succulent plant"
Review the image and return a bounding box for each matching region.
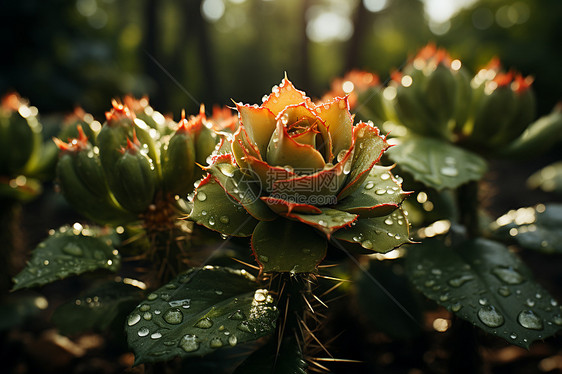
[190,77,411,273]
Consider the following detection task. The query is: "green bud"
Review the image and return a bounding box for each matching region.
[161,118,196,196]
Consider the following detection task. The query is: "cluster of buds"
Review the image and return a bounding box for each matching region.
[55,98,235,225]
[378,44,535,151]
[0,93,55,201]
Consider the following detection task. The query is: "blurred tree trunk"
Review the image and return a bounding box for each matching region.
[346,1,371,72]
[184,0,217,106]
[143,0,165,108]
[299,0,310,89]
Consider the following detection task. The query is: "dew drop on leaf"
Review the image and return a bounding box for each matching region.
[229,310,245,320]
[477,305,504,328]
[139,304,150,312]
[197,192,207,201]
[150,332,162,339]
[219,215,230,224]
[194,317,213,329]
[179,334,200,352]
[518,310,544,330]
[209,337,223,348]
[448,274,474,288]
[163,308,183,325]
[137,327,150,337]
[62,243,83,256]
[491,266,524,285]
[127,313,141,326]
[228,335,238,346]
[143,312,152,320]
[147,293,158,301]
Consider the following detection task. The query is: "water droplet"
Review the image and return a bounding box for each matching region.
[479,298,488,306]
[364,181,375,190]
[215,290,223,295]
[343,161,352,175]
[535,293,543,299]
[439,294,449,302]
[510,333,518,340]
[154,310,161,315]
[208,217,216,226]
[302,248,311,254]
[518,310,543,330]
[258,255,269,263]
[201,210,207,216]
[380,173,390,180]
[431,269,442,276]
[151,332,162,339]
[477,306,504,327]
[498,286,511,297]
[526,299,536,307]
[394,234,401,240]
[553,315,562,326]
[318,220,327,227]
[139,304,150,312]
[228,335,238,346]
[448,275,474,287]
[237,321,254,333]
[194,317,213,329]
[127,314,141,326]
[551,299,559,307]
[336,149,347,163]
[219,216,229,224]
[197,192,207,201]
[440,166,458,177]
[143,312,152,320]
[138,327,150,337]
[375,189,386,195]
[209,337,223,348]
[169,299,191,308]
[451,303,462,312]
[163,308,183,325]
[424,280,435,287]
[491,266,524,285]
[179,334,200,352]
[62,243,83,256]
[229,310,246,320]
[147,293,158,301]
[362,240,373,249]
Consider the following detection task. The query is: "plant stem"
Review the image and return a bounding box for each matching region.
[0,200,21,296]
[457,181,480,238]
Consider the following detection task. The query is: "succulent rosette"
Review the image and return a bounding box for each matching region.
[190,77,411,273]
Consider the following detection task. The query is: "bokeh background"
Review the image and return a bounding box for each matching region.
[1,0,560,119]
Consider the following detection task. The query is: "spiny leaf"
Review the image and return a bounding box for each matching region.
[333,208,411,253]
[125,266,278,365]
[251,218,327,273]
[336,165,408,217]
[190,176,258,237]
[12,225,120,291]
[387,136,487,190]
[405,238,562,348]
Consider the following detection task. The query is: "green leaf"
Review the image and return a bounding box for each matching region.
[333,208,411,253]
[207,161,276,221]
[287,208,357,236]
[233,336,307,374]
[52,281,144,335]
[500,105,562,158]
[356,260,422,340]
[336,165,408,217]
[387,137,487,190]
[12,225,121,291]
[528,161,562,195]
[251,218,327,273]
[492,204,562,254]
[337,123,389,199]
[405,238,562,348]
[190,176,258,237]
[125,266,278,365]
